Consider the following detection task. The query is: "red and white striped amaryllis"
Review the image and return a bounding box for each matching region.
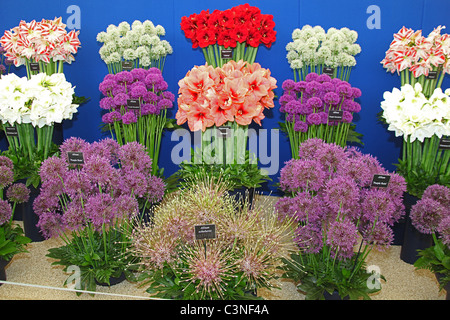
[0,17,80,67]
[381,25,449,78]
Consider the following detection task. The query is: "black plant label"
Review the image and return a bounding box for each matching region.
[426,71,438,80]
[30,63,40,72]
[328,110,343,121]
[122,61,133,71]
[127,99,141,109]
[371,174,391,188]
[5,126,18,137]
[194,224,216,240]
[217,126,231,138]
[439,137,450,150]
[221,49,233,59]
[67,152,85,165]
[323,67,334,76]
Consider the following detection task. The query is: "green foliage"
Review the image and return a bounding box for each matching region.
[0,223,31,261]
[281,252,383,300]
[414,235,450,291]
[46,227,134,295]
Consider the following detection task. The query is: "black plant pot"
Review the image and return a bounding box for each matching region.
[0,258,10,286]
[228,187,255,210]
[393,192,419,246]
[95,272,126,287]
[22,183,45,242]
[435,273,450,300]
[323,290,349,300]
[400,193,432,264]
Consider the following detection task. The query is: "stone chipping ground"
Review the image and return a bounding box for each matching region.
[0,196,446,300]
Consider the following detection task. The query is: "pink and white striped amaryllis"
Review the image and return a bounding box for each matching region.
[381,26,450,79]
[0,17,80,67]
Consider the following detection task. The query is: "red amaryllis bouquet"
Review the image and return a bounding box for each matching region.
[176,59,276,132]
[381,25,450,97]
[180,4,276,66]
[0,17,80,78]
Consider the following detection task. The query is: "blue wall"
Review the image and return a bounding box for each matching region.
[1,0,449,195]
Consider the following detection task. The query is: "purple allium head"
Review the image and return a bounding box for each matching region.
[84,193,115,231]
[122,111,138,124]
[33,189,61,217]
[130,68,148,82]
[351,87,362,99]
[0,156,13,170]
[305,80,321,96]
[6,183,30,204]
[298,138,325,159]
[316,73,331,83]
[130,83,148,99]
[63,170,94,199]
[279,94,295,109]
[306,113,322,125]
[119,168,148,198]
[275,197,294,222]
[161,90,175,102]
[36,211,64,239]
[305,73,319,82]
[83,138,120,165]
[282,79,296,92]
[61,198,84,231]
[314,142,347,173]
[289,192,325,224]
[320,82,335,93]
[81,155,117,190]
[157,98,173,110]
[145,175,166,203]
[99,79,116,96]
[99,96,115,110]
[323,92,341,105]
[0,165,14,190]
[113,92,129,107]
[360,221,394,251]
[0,199,12,225]
[115,71,134,85]
[342,110,353,123]
[336,83,353,98]
[361,189,397,225]
[422,184,450,208]
[437,215,450,247]
[118,141,152,174]
[60,137,88,162]
[326,219,358,260]
[279,159,327,193]
[306,97,323,110]
[115,194,139,219]
[39,155,68,182]
[295,223,323,253]
[410,198,447,234]
[294,120,308,132]
[295,81,307,93]
[323,175,360,218]
[112,84,127,96]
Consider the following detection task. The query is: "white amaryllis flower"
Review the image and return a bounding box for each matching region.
[0,73,78,127]
[381,83,450,142]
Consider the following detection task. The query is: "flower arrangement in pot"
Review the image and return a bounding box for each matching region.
[277,138,407,300]
[286,25,361,82]
[175,60,277,194]
[0,156,31,284]
[180,4,276,67]
[97,19,173,74]
[99,67,175,177]
[409,184,450,298]
[34,137,165,294]
[128,174,296,300]
[279,72,363,158]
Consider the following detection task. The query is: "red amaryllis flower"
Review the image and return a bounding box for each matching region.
[186,102,215,132]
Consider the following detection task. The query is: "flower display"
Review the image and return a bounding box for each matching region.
[380,83,450,197]
[0,156,30,262]
[410,184,450,292]
[279,73,362,157]
[99,68,174,175]
[176,60,276,131]
[129,174,295,300]
[180,4,276,66]
[0,45,13,78]
[278,139,406,299]
[36,138,165,293]
[381,25,450,98]
[97,20,173,73]
[286,25,361,82]
[0,17,80,78]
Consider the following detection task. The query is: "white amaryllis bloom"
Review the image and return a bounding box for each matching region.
[0,73,78,127]
[381,83,450,142]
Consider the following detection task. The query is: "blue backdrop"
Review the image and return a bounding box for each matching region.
[1,0,449,195]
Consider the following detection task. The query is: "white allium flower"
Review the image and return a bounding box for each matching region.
[118,21,131,35]
[109,52,122,63]
[155,25,166,36]
[123,48,137,61]
[96,31,108,43]
[161,40,173,54]
[290,59,303,69]
[136,46,150,59]
[140,56,151,67]
[291,28,302,40]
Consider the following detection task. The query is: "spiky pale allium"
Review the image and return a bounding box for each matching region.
[130,224,179,270]
[218,206,260,244]
[178,240,238,300]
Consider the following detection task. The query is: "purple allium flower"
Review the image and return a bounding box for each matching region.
[39,156,68,182]
[6,183,30,204]
[60,137,88,162]
[361,189,397,225]
[285,100,300,114]
[118,141,152,174]
[306,97,322,109]
[314,142,346,173]
[130,84,148,99]
[0,199,12,225]
[122,111,138,124]
[342,99,361,113]
[294,120,308,132]
[115,194,139,219]
[275,197,294,222]
[84,193,115,231]
[279,94,295,107]
[320,82,335,93]
[295,223,323,253]
[155,80,169,91]
[109,110,122,122]
[290,192,325,224]
[298,138,325,159]
[119,169,148,198]
[410,198,447,234]
[316,73,331,83]
[351,87,362,99]
[0,156,13,170]
[144,73,163,88]
[99,79,116,96]
[113,92,129,107]
[305,80,321,96]
[99,97,115,110]
[112,84,127,96]
[33,190,61,217]
[360,221,394,251]
[115,71,134,85]
[61,198,84,231]
[63,170,94,198]
[282,79,296,91]
[83,138,120,165]
[305,73,319,82]
[323,92,341,105]
[81,155,117,189]
[36,211,63,239]
[102,112,115,124]
[295,81,307,93]
[323,175,360,218]
[342,110,353,123]
[279,159,327,193]
[145,175,166,203]
[336,84,353,98]
[306,113,322,125]
[326,219,358,260]
[130,68,148,82]
[161,90,175,102]
[0,165,14,189]
[422,184,450,208]
[157,98,173,110]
